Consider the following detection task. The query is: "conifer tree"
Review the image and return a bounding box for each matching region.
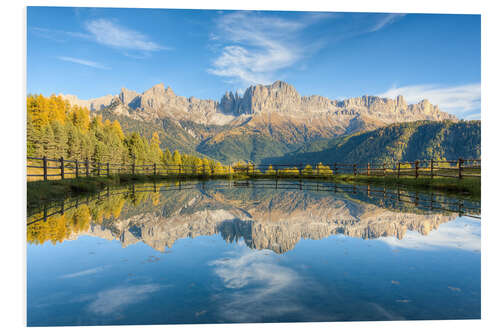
[172,150,182,174]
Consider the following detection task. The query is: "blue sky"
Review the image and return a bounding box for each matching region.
[27,7,480,119]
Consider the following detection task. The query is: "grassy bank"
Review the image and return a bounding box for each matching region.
[27,173,236,208]
[328,174,481,200]
[230,173,480,200]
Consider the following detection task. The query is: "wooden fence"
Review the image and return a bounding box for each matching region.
[27,156,481,182]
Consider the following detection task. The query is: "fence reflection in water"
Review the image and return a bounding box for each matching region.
[27,179,481,226]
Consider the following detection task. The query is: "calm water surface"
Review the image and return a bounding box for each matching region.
[27,180,481,326]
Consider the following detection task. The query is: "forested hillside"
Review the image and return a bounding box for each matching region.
[27,94,229,173]
[94,108,228,158]
[263,120,481,166]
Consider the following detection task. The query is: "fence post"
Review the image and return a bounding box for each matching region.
[334,162,337,175]
[430,159,434,179]
[60,156,64,180]
[154,163,157,176]
[415,160,419,179]
[367,163,370,176]
[178,164,181,177]
[397,162,401,179]
[107,162,110,177]
[85,158,89,177]
[97,162,100,176]
[458,158,463,179]
[75,160,79,178]
[132,162,135,175]
[42,156,47,181]
[353,164,357,176]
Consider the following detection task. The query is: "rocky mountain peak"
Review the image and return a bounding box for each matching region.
[396,95,407,107]
[59,80,457,128]
[165,86,175,97]
[119,87,139,106]
[270,80,292,89]
[145,83,166,95]
[220,90,237,114]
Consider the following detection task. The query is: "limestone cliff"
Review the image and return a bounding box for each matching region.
[68,187,457,254]
[60,80,455,127]
[59,81,458,163]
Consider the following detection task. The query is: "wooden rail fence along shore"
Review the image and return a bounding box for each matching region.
[27,156,481,182]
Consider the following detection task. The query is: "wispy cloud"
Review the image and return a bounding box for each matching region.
[208,12,404,87]
[380,83,481,119]
[369,13,406,32]
[84,19,165,52]
[208,12,309,86]
[87,283,161,315]
[58,56,111,70]
[209,247,331,322]
[31,18,166,57]
[60,266,108,279]
[31,27,68,42]
[378,217,481,252]
[209,249,303,322]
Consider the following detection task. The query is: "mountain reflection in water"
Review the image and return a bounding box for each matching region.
[27,180,481,325]
[27,180,479,254]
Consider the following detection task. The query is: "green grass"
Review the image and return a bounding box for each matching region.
[27,173,240,208]
[327,174,481,201]
[27,176,116,208]
[229,172,480,200]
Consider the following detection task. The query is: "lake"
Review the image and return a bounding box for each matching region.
[27,179,481,326]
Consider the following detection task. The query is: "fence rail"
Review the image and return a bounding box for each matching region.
[27,156,481,182]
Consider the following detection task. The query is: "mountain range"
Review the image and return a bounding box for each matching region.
[63,183,459,254]
[60,81,470,164]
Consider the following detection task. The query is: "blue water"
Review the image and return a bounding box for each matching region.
[27,180,481,325]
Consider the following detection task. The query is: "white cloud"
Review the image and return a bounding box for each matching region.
[58,56,110,70]
[31,27,68,42]
[87,283,161,315]
[378,217,481,252]
[208,12,405,87]
[369,14,406,32]
[31,19,166,56]
[60,266,107,279]
[208,12,307,86]
[380,83,481,119]
[210,249,298,290]
[209,248,325,322]
[84,19,165,52]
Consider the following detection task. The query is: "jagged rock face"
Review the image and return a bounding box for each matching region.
[59,80,456,127]
[59,93,115,112]
[59,81,457,163]
[119,87,140,107]
[68,188,458,254]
